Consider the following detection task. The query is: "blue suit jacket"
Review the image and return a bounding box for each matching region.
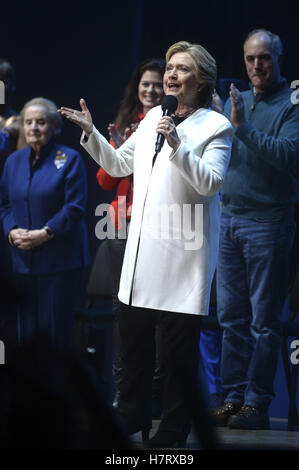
[0,140,90,274]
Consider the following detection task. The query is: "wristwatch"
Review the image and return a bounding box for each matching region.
[43,225,54,240]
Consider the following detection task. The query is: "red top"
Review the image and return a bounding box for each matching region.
[96,113,144,231]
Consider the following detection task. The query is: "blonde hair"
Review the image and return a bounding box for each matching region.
[20,97,62,135]
[165,41,216,106]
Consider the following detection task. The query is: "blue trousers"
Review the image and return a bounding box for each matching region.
[15,269,82,350]
[216,213,295,411]
[199,306,223,396]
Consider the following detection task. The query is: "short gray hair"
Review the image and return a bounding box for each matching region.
[244,29,283,57]
[20,97,62,135]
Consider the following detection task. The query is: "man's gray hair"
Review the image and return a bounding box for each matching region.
[244,29,283,56]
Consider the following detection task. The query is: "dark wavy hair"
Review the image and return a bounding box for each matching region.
[115,58,165,134]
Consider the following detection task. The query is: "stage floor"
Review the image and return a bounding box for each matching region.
[130,418,299,451]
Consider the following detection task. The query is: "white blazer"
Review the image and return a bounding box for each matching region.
[81,105,232,315]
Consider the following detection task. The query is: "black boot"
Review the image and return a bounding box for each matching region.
[143,429,187,449]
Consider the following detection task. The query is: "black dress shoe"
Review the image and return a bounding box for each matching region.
[211,401,243,426]
[227,405,270,430]
[143,430,187,449]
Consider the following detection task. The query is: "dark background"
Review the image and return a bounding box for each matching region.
[1,0,298,418]
[2,0,297,259]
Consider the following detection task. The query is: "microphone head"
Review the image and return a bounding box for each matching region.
[161,95,178,113]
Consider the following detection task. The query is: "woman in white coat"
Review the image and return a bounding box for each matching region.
[59,41,232,448]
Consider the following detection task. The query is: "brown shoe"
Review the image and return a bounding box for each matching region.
[227,405,270,430]
[211,402,243,426]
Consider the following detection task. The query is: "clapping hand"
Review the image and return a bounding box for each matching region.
[211,90,223,114]
[108,123,125,148]
[229,83,245,128]
[58,98,93,137]
[108,122,140,149]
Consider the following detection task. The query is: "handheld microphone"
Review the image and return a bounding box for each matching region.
[154,95,178,154]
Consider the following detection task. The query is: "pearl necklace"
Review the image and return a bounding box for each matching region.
[173,106,200,118]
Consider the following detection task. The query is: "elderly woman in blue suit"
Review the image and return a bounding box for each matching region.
[0,97,90,349]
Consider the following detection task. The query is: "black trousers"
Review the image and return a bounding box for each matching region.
[107,235,166,402]
[117,302,200,435]
[106,236,127,390]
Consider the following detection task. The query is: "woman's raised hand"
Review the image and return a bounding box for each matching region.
[58,98,93,136]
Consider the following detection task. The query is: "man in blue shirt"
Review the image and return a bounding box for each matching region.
[212,29,299,429]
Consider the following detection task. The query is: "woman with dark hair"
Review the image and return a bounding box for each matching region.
[96,58,165,408]
[110,58,165,144]
[97,58,165,234]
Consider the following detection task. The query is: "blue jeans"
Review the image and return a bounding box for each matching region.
[199,306,223,395]
[216,213,295,411]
